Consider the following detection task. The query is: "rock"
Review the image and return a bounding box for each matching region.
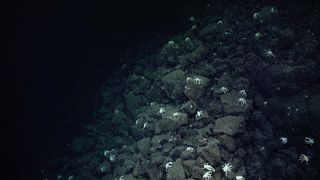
[167,159,186,180]
[184,76,210,100]
[136,138,151,155]
[157,41,182,66]
[124,92,142,113]
[181,148,196,160]
[220,90,251,114]
[150,152,166,166]
[96,161,111,175]
[182,160,202,179]
[162,69,187,100]
[155,110,188,134]
[214,116,245,136]
[199,22,228,40]
[121,174,137,180]
[220,135,236,152]
[199,145,221,165]
[123,159,135,174]
[111,110,128,126]
[178,46,207,65]
[180,100,197,115]
[151,135,169,148]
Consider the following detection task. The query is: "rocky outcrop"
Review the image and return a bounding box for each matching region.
[214,116,245,136]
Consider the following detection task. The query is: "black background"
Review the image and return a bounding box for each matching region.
[5,0,208,179]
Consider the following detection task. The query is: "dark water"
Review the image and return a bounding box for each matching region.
[8,0,320,179]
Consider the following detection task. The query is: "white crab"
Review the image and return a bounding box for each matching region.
[222,162,233,176]
[254,32,262,40]
[104,150,117,162]
[253,12,259,19]
[203,171,213,180]
[236,176,245,180]
[196,110,203,118]
[305,137,314,146]
[193,77,203,85]
[298,154,310,165]
[159,107,165,115]
[143,122,149,129]
[168,40,175,45]
[203,163,215,172]
[100,166,107,172]
[165,162,174,172]
[173,112,181,118]
[109,154,117,162]
[67,175,74,180]
[236,98,247,106]
[239,90,247,96]
[264,49,275,57]
[219,87,229,94]
[115,176,125,180]
[185,146,194,152]
[279,137,288,144]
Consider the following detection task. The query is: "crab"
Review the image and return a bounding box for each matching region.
[254,32,262,40]
[203,171,213,180]
[67,175,74,180]
[219,87,229,94]
[173,112,181,118]
[298,154,310,165]
[222,162,233,176]
[264,49,275,57]
[185,37,191,42]
[168,40,175,45]
[253,12,260,19]
[239,89,247,96]
[159,107,166,115]
[165,162,174,172]
[196,110,204,118]
[236,98,247,106]
[115,176,125,180]
[305,137,314,146]
[236,176,245,180]
[193,77,203,85]
[279,137,288,144]
[185,146,194,152]
[143,122,149,129]
[203,163,215,172]
[104,150,117,162]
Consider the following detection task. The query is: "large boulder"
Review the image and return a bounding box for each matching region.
[167,159,186,180]
[184,76,210,100]
[214,116,245,136]
[155,109,188,134]
[162,69,187,100]
[124,92,143,114]
[136,138,151,155]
